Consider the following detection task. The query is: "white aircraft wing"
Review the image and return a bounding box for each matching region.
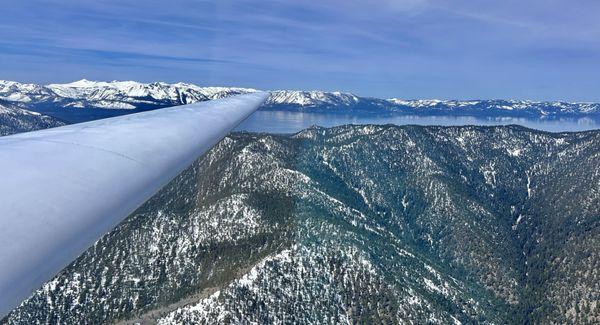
[0,92,268,317]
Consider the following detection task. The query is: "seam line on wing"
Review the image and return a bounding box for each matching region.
[19,138,147,166]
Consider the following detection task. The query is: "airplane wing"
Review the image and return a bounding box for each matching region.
[0,92,269,317]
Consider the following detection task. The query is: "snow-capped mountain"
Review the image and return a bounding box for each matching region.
[0,79,257,111]
[263,90,600,116]
[0,79,260,123]
[1,79,599,118]
[386,98,600,116]
[46,79,257,109]
[0,80,58,104]
[262,90,391,112]
[266,90,362,107]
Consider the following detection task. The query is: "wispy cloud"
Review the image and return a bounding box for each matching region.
[0,0,598,100]
[0,41,233,64]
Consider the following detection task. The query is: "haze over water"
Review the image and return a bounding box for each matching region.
[236,111,600,134]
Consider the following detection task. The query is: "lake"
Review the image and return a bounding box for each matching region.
[236,110,600,134]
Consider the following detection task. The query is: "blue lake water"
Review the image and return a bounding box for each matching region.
[236,111,600,134]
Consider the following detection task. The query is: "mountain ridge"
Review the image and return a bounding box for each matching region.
[1,79,599,118]
[4,124,598,324]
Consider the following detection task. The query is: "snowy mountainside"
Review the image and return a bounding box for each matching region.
[45,79,257,109]
[0,79,257,111]
[0,79,259,123]
[4,125,599,324]
[0,80,57,104]
[266,90,362,107]
[0,101,65,136]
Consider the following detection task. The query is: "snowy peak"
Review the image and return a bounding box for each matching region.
[0,80,58,104]
[45,79,258,109]
[0,79,258,110]
[267,90,361,107]
[49,79,119,88]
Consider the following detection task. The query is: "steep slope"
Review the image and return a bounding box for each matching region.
[4,125,598,324]
[516,131,600,323]
[2,134,299,324]
[0,101,65,136]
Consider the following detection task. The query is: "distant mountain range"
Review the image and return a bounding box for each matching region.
[0,80,258,122]
[266,91,600,117]
[1,80,599,122]
[0,79,255,109]
[4,124,598,324]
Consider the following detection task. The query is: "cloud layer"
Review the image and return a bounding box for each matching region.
[1,0,599,100]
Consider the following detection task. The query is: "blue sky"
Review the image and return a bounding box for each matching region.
[1,0,599,100]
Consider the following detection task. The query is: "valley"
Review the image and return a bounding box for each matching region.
[3,125,598,324]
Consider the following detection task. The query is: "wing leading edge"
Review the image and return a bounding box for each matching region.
[0,92,269,317]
